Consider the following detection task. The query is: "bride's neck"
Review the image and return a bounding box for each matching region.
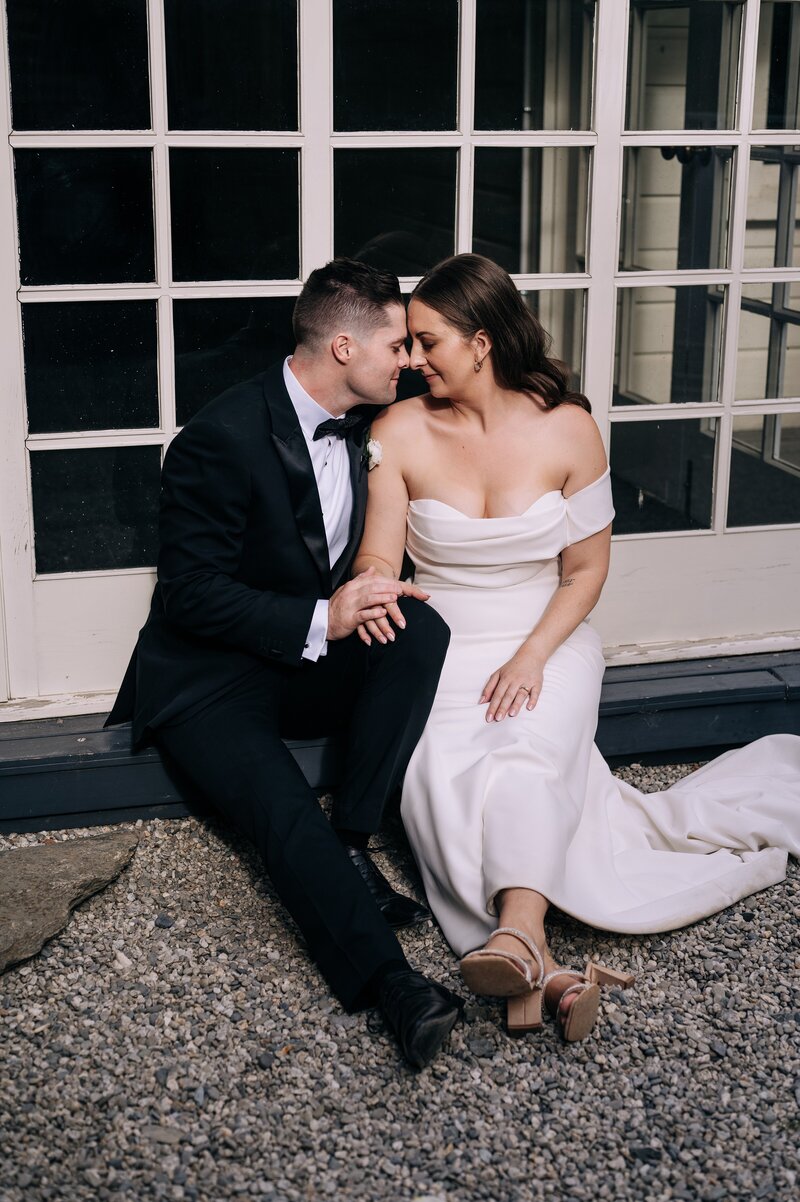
[448,382,524,432]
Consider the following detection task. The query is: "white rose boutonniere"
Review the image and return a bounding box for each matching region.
[365,437,383,471]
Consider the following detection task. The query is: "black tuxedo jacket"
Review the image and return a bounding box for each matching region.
[107,362,370,743]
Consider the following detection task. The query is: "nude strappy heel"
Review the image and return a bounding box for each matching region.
[459,927,545,1033]
[460,926,545,996]
[542,961,636,1043]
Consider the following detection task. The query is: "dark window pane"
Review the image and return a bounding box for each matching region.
[6,0,150,131]
[626,2,742,131]
[745,146,800,268]
[610,418,717,534]
[15,149,155,285]
[169,149,299,281]
[334,0,457,131]
[174,297,295,425]
[334,150,456,275]
[475,0,594,130]
[473,148,589,273]
[30,446,160,573]
[23,301,158,434]
[165,0,297,130]
[728,415,800,527]
[614,286,725,406]
[754,2,800,130]
[521,290,586,390]
[620,147,732,271]
[736,283,800,401]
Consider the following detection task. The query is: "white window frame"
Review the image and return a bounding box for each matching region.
[0,0,799,717]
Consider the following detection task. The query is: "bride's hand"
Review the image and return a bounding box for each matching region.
[480,648,545,722]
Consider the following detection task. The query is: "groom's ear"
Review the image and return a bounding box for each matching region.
[331,333,353,365]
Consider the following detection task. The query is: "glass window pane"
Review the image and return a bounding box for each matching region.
[174,297,296,426]
[610,418,718,534]
[165,0,298,131]
[6,0,150,131]
[614,286,725,406]
[334,150,457,275]
[473,148,589,274]
[169,150,299,282]
[728,414,800,526]
[626,2,742,131]
[521,290,586,390]
[744,146,800,268]
[736,283,800,401]
[474,0,594,130]
[15,149,155,286]
[753,2,800,130]
[23,301,158,434]
[620,147,732,271]
[30,446,160,573]
[333,0,457,131]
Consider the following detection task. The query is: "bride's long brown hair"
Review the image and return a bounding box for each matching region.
[411,253,591,413]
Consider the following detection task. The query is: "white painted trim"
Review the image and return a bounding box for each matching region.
[604,630,800,667]
[0,692,118,723]
[0,0,37,701]
[299,0,332,274]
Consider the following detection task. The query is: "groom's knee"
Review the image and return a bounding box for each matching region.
[396,596,450,665]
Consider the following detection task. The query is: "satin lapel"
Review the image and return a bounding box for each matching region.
[331,430,368,590]
[263,366,331,591]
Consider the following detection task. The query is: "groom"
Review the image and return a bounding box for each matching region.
[106,259,462,1068]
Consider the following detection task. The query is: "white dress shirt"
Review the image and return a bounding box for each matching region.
[283,357,354,660]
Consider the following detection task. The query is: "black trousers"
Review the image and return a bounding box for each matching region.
[155,597,449,1011]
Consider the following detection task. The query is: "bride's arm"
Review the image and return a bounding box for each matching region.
[482,407,611,721]
[352,407,426,645]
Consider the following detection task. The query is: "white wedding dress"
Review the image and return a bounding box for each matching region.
[400,469,800,957]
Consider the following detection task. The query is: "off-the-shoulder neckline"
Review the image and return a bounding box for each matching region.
[407,467,610,521]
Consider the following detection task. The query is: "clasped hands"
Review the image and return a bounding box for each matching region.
[328,566,430,645]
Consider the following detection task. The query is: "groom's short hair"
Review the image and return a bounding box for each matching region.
[293,258,403,350]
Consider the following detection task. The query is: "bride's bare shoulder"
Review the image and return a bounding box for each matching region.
[370,393,445,438]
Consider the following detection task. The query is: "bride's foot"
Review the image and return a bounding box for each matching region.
[485,931,580,1021]
[459,927,544,999]
[477,930,634,1041]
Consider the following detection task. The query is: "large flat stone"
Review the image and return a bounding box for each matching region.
[0,831,138,974]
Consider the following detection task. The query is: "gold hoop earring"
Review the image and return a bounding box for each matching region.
[474,357,483,373]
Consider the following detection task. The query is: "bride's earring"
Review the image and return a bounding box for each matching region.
[474,357,483,373]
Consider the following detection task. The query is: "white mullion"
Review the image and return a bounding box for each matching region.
[27,432,168,452]
[168,281,305,298]
[0,1,37,700]
[455,0,475,253]
[712,0,762,533]
[330,134,464,150]
[165,133,305,147]
[607,404,725,423]
[10,134,157,149]
[299,0,332,276]
[147,0,176,437]
[583,0,628,447]
[616,268,734,288]
[620,131,742,148]
[20,285,162,302]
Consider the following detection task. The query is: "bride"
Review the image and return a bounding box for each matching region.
[353,253,800,1043]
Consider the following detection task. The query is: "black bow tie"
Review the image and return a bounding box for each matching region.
[313,412,363,441]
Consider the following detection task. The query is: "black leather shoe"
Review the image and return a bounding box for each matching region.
[345,847,431,928]
[378,968,464,1069]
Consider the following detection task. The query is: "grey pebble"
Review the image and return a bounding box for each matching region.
[1,767,798,1202]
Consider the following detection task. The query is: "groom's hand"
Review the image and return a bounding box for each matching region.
[328,567,428,642]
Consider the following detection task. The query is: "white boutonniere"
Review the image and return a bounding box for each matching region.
[365,437,383,471]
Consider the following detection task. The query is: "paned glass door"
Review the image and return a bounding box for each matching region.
[0,0,798,716]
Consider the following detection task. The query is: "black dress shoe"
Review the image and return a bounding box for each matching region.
[378,968,464,1069]
[345,847,431,928]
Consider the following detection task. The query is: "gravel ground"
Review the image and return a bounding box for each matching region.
[1,760,798,1202]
